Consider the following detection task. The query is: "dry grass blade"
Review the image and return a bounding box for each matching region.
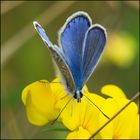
[1,1,25,15]
[1,1,76,67]
[89,92,140,139]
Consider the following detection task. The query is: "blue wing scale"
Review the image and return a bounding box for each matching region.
[59,12,91,89]
[33,21,75,93]
[81,25,106,87]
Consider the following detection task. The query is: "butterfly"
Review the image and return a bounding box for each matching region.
[33,11,106,102]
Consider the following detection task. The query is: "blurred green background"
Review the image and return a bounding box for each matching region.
[1,1,139,139]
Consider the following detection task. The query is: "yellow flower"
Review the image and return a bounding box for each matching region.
[22,80,56,126]
[21,79,139,139]
[55,88,106,139]
[58,85,139,139]
[103,32,137,68]
[97,85,139,139]
[67,126,91,139]
[21,78,69,126]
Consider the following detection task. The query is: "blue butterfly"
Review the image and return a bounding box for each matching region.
[33,11,106,102]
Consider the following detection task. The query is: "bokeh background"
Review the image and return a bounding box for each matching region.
[1,1,139,139]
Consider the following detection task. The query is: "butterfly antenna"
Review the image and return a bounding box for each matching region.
[38,80,62,84]
[83,94,110,119]
[89,92,140,139]
[51,97,73,125]
[60,94,68,100]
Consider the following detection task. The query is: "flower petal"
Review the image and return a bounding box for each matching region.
[98,97,139,139]
[50,78,66,102]
[22,80,55,126]
[56,87,105,135]
[113,98,139,139]
[98,98,118,139]
[105,33,136,68]
[131,114,139,139]
[66,126,91,139]
[101,85,126,98]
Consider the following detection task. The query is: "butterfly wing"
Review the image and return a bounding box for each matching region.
[33,21,53,47]
[49,46,75,93]
[33,21,75,93]
[81,25,107,87]
[59,12,91,89]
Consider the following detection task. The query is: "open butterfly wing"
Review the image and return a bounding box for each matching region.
[81,25,107,87]
[59,12,91,89]
[33,22,75,93]
[33,21,53,47]
[49,46,75,93]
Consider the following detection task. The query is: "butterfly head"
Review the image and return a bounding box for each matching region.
[73,90,83,102]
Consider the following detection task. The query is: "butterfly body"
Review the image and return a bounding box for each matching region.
[33,11,106,102]
[73,90,83,102]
